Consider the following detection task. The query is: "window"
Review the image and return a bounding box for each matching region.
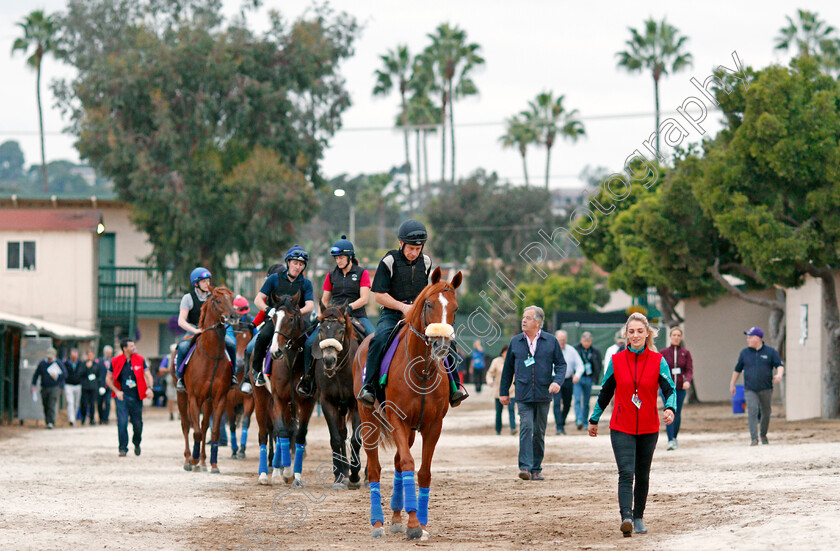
[7,241,36,270]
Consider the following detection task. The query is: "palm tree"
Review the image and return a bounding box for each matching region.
[499,115,539,187]
[12,10,59,193]
[526,92,586,190]
[404,92,440,204]
[423,23,484,187]
[373,45,414,210]
[775,9,835,56]
[616,17,693,158]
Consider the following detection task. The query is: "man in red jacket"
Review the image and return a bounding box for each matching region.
[106,338,153,457]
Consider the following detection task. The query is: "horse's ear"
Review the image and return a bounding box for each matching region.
[293,289,302,306]
[451,271,463,289]
[431,266,442,284]
[319,298,327,316]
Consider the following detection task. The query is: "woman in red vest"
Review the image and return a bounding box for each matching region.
[588,313,676,538]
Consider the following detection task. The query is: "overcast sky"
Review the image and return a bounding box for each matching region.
[2,0,839,189]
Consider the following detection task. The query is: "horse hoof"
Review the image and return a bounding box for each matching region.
[348,481,361,490]
[237,450,246,459]
[183,462,192,472]
[192,464,201,472]
[272,469,283,484]
[230,452,238,459]
[330,482,346,491]
[406,526,423,540]
[291,478,302,488]
[200,465,208,472]
[420,530,430,541]
[211,467,221,474]
[258,473,269,485]
[389,523,405,534]
[371,527,385,538]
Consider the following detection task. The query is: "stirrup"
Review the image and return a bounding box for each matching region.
[296,376,315,398]
[254,371,266,387]
[357,386,376,407]
[449,386,469,408]
[176,378,186,392]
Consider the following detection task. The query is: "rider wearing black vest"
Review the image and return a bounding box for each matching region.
[297,236,375,397]
[249,245,315,388]
[186,287,204,326]
[357,220,468,408]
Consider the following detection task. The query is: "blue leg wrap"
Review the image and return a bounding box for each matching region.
[230,430,238,453]
[294,443,305,474]
[402,471,418,513]
[259,444,268,474]
[210,442,218,465]
[418,487,430,526]
[192,440,200,461]
[272,437,283,469]
[280,437,291,467]
[390,470,404,511]
[240,427,249,448]
[369,482,384,526]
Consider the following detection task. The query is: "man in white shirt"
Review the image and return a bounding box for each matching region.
[553,330,582,435]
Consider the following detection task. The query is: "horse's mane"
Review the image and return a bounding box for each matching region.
[198,286,232,327]
[320,303,346,320]
[403,280,455,330]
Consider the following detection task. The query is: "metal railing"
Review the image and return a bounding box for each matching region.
[97,267,267,301]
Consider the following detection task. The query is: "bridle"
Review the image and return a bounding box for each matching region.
[318,315,351,378]
[271,301,305,359]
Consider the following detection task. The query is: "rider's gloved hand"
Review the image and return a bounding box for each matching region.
[266,308,276,319]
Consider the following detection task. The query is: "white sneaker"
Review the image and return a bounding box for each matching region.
[666,440,676,451]
[674,439,679,449]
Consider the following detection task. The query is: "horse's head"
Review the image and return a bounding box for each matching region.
[315,300,354,376]
[269,290,303,360]
[200,286,238,328]
[410,267,463,360]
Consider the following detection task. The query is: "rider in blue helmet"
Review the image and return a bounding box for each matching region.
[244,245,315,391]
[174,267,239,391]
[297,236,375,397]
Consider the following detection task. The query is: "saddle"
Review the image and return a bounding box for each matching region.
[350,318,371,341]
[179,333,232,372]
[362,321,405,390]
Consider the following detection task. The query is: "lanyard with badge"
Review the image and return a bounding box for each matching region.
[524,353,535,368]
[671,348,681,379]
[632,354,647,409]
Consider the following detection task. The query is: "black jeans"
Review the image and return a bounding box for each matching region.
[553,377,573,429]
[473,369,483,392]
[610,430,658,520]
[363,310,402,387]
[251,318,276,374]
[98,391,111,424]
[80,388,98,424]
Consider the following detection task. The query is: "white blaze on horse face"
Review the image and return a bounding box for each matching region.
[269,310,286,357]
[438,294,448,322]
[425,293,454,339]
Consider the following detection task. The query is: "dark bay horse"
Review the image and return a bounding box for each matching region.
[252,292,318,485]
[227,324,255,459]
[175,286,238,473]
[312,301,362,490]
[354,267,462,540]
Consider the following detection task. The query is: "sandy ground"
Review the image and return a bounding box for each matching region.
[2,389,840,551]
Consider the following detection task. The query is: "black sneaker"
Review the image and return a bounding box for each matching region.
[134,445,141,456]
[357,385,376,408]
[176,378,186,392]
[254,371,266,387]
[119,450,127,457]
[449,386,469,408]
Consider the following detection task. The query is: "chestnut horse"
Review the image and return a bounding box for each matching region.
[252,291,318,485]
[312,301,362,490]
[175,286,238,473]
[354,267,462,540]
[226,324,255,459]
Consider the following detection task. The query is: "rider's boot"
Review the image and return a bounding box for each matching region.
[449,382,469,408]
[357,383,376,408]
[296,368,315,397]
[253,368,266,387]
[176,377,186,392]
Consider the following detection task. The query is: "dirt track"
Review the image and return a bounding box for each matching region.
[2,390,840,550]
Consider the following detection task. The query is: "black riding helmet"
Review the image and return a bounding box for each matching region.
[330,235,358,265]
[397,220,428,246]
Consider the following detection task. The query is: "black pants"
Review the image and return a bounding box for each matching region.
[41,386,60,426]
[98,391,111,424]
[473,370,483,392]
[553,377,573,429]
[363,310,402,387]
[610,430,658,520]
[251,318,276,374]
[80,388,98,424]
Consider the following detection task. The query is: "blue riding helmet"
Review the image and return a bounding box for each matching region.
[190,267,212,286]
[330,235,355,257]
[284,245,309,266]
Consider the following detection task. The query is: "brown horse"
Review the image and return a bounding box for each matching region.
[252,291,318,485]
[312,301,362,490]
[226,324,255,459]
[354,266,462,540]
[175,286,238,473]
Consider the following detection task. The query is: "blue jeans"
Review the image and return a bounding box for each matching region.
[573,376,593,425]
[495,398,516,433]
[116,394,143,453]
[517,401,550,473]
[664,388,687,441]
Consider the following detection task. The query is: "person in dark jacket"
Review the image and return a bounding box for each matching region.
[30,347,66,429]
[79,348,102,425]
[589,313,676,537]
[573,332,603,431]
[499,306,566,481]
[660,327,694,450]
[97,345,114,424]
[729,326,784,446]
[64,348,83,426]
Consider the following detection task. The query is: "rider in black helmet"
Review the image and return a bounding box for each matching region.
[357,220,468,408]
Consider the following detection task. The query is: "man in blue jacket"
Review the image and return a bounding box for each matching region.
[499,306,566,481]
[30,347,66,429]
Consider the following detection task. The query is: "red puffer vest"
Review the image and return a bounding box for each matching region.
[111,353,147,398]
[609,348,663,435]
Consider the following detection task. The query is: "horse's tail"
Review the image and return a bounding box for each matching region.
[369,406,396,450]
